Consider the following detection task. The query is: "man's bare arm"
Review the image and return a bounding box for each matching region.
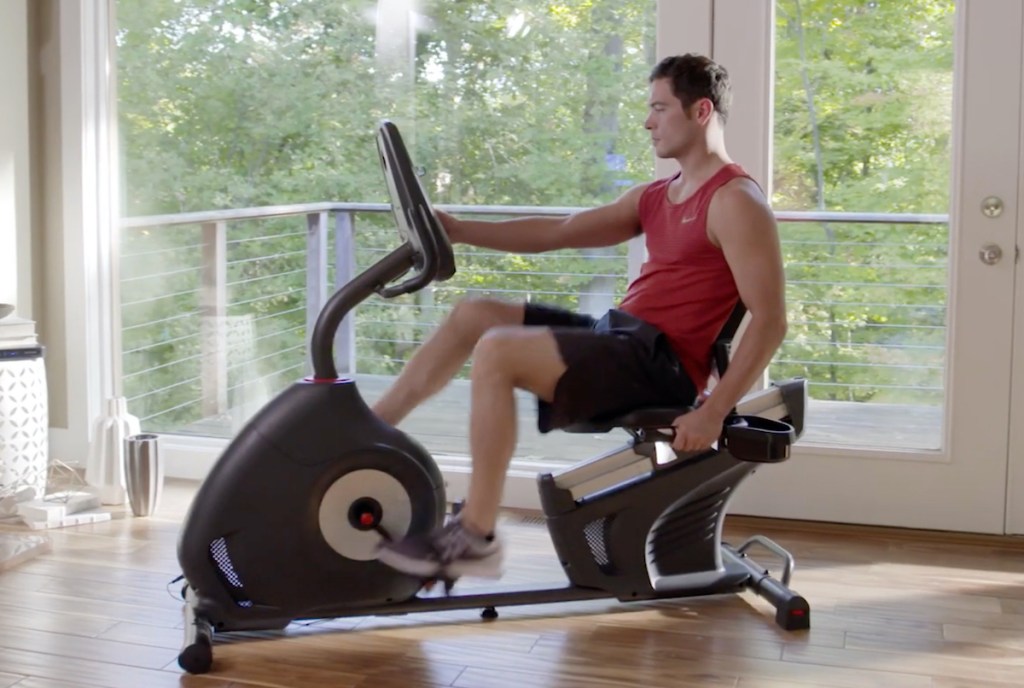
[700,178,788,420]
[438,183,648,253]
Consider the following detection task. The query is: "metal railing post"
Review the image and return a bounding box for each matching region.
[306,211,329,376]
[334,211,356,375]
[200,221,228,417]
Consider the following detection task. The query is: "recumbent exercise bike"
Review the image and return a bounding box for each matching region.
[175,120,810,675]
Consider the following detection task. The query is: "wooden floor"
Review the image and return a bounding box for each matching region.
[1,479,1023,688]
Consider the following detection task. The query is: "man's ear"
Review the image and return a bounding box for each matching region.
[698,98,715,124]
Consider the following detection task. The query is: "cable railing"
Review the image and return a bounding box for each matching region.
[119,202,949,441]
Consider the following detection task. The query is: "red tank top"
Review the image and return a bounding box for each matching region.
[618,163,751,392]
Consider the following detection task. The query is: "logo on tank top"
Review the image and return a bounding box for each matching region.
[680,213,698,224]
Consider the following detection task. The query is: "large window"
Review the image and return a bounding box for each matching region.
[769,0,955,450]
[116,0,655,462]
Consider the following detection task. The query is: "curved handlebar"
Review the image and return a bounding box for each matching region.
[375,121,456,297]
[309,121,457,379]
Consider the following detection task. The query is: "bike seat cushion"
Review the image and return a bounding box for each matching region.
[563,406,693,433]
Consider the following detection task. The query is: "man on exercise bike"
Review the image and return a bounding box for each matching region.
[375,53,787,581]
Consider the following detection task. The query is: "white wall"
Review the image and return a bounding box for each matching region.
[45,0,108,465]
[0,0,31,316]
[0,0,106,465]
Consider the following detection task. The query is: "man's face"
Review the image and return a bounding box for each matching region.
[645,78,702,158]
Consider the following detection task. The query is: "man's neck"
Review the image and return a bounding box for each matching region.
[669,145,733,201]
[679,136,731,175]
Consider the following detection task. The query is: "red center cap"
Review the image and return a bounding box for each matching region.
[359,512,375,527]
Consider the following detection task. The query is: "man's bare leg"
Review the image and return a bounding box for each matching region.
[457,327,567,536]
[371,298,525,426]
[374,324,569,578]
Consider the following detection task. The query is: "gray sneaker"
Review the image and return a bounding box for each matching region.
[376,517,503,579]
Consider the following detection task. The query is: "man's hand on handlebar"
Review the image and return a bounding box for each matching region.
[435,209,465,244]
[670,395,726,452]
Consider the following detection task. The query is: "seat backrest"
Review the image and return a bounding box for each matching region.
[712,300,747,379]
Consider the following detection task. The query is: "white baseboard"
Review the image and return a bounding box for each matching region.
[161,433,229,481]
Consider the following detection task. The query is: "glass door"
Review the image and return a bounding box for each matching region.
[714,0,1020,533]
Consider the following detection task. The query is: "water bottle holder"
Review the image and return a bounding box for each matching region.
[722,415,796,463]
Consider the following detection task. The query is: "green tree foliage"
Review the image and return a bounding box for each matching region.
[773,0,954,403]
[117,0,655,429]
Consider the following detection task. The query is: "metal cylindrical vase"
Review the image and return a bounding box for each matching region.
[123,434,163,517]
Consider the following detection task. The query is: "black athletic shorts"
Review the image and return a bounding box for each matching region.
[523,303,698,433]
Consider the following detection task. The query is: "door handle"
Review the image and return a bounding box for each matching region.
[979,244,1003,265]
[981,196,1004,218]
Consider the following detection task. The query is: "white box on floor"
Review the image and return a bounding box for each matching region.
[16,492,101,522]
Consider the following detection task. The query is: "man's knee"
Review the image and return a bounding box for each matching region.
[446,298,525,343]
[472,326,525,372]
[472,327,565,399]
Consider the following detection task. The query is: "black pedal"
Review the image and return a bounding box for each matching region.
[442,576,458,595]
[420,575,459,596]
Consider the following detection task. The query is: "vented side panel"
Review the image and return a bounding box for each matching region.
[583,516,616,574]
[649,487,731,574]
[210,537,253,608]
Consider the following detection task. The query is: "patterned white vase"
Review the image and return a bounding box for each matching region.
[0,353,49,498]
